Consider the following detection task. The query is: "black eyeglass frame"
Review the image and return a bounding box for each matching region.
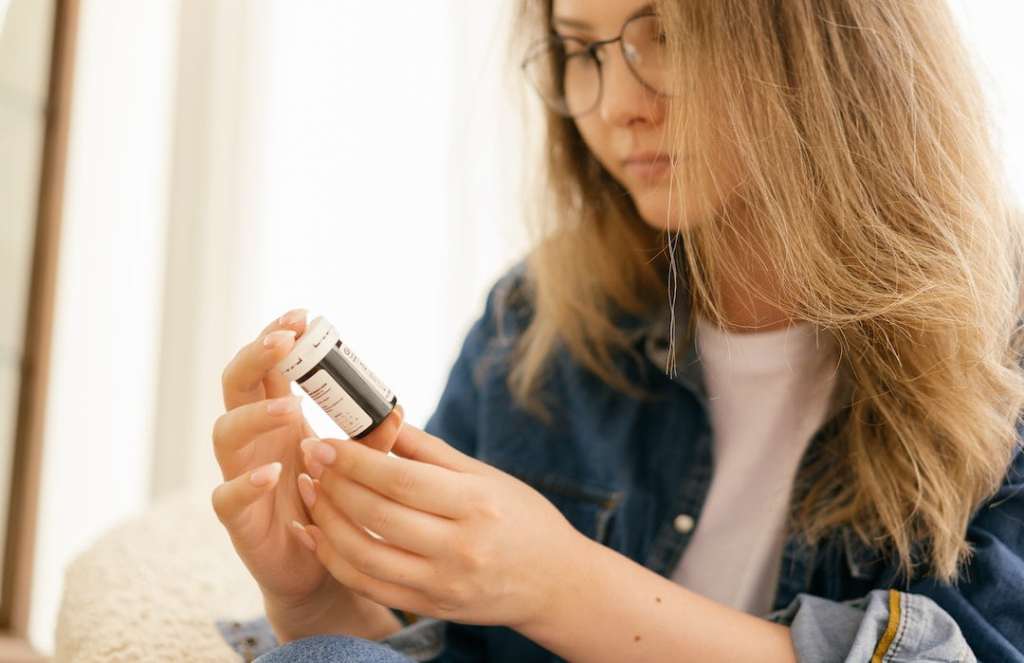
[520,11,673,118]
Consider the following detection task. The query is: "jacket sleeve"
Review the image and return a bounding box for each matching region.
[768,589,977,662]
[768,446,1024,662]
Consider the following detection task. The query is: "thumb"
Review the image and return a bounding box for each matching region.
[356,403,405,454]
[390,424,482,474]
[211,461,282,530]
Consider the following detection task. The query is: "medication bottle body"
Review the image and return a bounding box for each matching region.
[276,317,397,439]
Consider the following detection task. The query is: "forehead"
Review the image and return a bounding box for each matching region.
[552,0,653,34]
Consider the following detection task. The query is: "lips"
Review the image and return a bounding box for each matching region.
[622,152,674,179]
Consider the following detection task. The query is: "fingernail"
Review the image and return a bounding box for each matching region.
[300,436,320,454]
[279,309,308,327]
[301,438,336,466]
[311,441,336,464]
[290,520,317,552]
[250,462,282,486]
[264,329,297,349]
[302,447,324,479]
[306,454,324,480]
[297,473,316,509]
[267,395,301,415]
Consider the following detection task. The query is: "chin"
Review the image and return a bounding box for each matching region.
[634,193,689,231]
[632,183,718,233]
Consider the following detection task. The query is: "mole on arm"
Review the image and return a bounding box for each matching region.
[634,635,642,642]
[655,596,662,603]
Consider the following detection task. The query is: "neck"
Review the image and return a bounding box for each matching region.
[710,271,791,334]
[702,206,792,334]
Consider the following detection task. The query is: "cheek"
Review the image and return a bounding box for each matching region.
[573,118,614,171]
[635,153,744,231]
[570,118,745,230]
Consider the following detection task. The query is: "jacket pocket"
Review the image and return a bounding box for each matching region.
[501,468,625,545]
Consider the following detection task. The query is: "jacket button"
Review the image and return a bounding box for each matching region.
[673,514,695,534]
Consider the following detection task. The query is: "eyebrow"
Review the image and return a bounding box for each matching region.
[552,3,654,31]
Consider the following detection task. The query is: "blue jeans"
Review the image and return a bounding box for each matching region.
[217,614,444,661]
[253,634,416,662]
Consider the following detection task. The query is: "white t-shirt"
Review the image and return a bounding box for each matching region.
[669,313,839,616]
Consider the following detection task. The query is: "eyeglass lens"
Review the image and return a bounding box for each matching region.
[523,14,674,117]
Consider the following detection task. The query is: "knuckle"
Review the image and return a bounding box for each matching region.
[221,350,244,389]
[392,468,417,498]
[322,552,355,585]
[210,484,228,523]
[454,541,486,572]
[369,504,392,534]
[434,580,470,614]
[211,414,227,446]
[352,549,381,576]
[335,445,357,474]
[471,494,502,522]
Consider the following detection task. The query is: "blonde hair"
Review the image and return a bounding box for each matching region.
[506,0,1024,584]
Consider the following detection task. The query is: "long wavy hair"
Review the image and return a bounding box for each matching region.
[506,0,1024,584]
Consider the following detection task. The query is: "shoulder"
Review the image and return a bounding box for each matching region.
[437,257,536,391]
[482,256,534,339]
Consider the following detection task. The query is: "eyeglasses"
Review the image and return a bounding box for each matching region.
[521,12,676,118]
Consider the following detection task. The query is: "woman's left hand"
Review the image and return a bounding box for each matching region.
[295,422,587,629]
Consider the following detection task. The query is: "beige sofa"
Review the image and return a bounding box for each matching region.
[54,486,269,662]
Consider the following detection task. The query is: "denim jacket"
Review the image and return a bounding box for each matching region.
[225,260,1024,662]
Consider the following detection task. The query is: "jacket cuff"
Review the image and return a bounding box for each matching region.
[765,589,976,662]
[377,617,445,662]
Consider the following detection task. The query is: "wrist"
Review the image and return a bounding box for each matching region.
[264,585,402,644]
[516,530,600,640]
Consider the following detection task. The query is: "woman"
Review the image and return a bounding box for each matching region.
[212,0,1024,660]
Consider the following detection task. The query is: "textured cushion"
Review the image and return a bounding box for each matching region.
[54,486,265,662]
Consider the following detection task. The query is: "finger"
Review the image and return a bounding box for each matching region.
[288,519,318,554]
[297,403,401,480]
[212,394,303,477]
[304,450,325,480]
[211,461,283,530]
[308,436,471,519]
[298,522,430,616]
[318,469,457,557]
[221,308,308,411]
[355,403,405,454]
[390,424,484,474]
[304,480,435,591]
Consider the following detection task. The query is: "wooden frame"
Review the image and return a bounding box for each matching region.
[0,0,78,659]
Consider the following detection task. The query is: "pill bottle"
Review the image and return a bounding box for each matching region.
[275,315,397,439]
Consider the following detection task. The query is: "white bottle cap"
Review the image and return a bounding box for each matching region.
[275,315,339,382]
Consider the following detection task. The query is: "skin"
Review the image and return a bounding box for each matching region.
[212,309,405,641]
[295,422,797,661]
[216,1,802,657]
[287,4,800,659]
[559,0,791,333]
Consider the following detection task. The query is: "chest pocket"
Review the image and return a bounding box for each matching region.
[500,467,625,545]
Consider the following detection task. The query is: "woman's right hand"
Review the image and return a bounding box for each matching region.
[211,308,405,638]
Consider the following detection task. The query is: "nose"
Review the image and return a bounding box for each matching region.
[598,47,665,128]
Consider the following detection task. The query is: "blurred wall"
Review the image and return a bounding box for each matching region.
[31,0,529,653]
[31,0,178,652]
